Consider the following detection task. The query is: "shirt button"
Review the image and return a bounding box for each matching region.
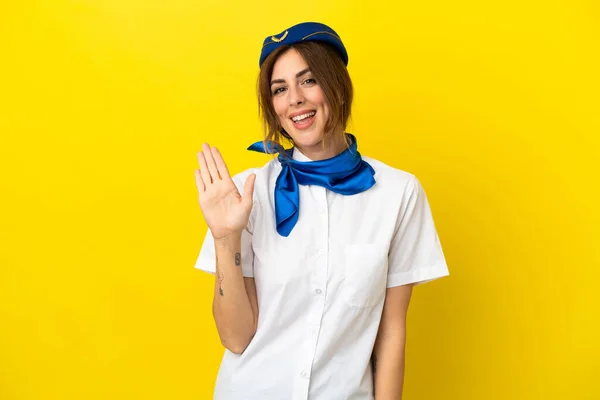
[301,371,309,378]
[315,288,322,295]
[317,249,324,256]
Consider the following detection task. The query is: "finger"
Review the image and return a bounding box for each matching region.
[242,174,257,209]
[211,147,231,180]
[202,143,221,181]
[194,169,205,193]
[197,150,212,185]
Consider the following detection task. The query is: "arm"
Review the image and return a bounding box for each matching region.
[212,235,259,354]
[195,143,258,355]
[372,284,413,399]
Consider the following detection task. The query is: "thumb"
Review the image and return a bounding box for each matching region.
[242,173,257,208]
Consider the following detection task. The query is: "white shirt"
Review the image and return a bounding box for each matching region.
[194,147,449,400]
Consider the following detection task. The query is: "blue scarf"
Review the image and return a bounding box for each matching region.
[247,133,376,237]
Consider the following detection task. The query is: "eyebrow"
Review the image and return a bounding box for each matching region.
[270,68,311,86]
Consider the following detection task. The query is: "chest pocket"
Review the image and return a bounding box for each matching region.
[341,243,389,309]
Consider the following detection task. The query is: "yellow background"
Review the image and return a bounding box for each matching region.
[1,0,598,399]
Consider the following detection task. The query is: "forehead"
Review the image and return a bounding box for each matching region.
[271,48,309,79]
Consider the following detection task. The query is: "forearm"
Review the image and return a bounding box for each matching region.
[373,333,406,399]
[212,234,256,354]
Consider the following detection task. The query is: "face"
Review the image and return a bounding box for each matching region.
[270,48,331,157]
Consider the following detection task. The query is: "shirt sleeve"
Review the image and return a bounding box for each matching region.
[387,176,449,288]
[193,174,255,278]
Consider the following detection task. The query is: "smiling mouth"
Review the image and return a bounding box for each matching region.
[290,111,317,130]
[291,110,316,123]
[292,115,315,129]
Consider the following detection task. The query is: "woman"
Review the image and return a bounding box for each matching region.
[194,22,449,400]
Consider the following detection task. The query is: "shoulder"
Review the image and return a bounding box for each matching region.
[362,155,420,196]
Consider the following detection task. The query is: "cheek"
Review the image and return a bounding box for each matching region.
[319,99,330,121]
[322,107,329,122]
[311,86,326,105]
[272,98,287,119]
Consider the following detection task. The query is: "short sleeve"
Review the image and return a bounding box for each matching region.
[387,177,449,288]
[193,174,255,278]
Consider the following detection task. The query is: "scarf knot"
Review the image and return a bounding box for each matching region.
[247,133,376,237]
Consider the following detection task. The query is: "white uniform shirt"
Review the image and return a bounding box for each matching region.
[194,147,449,400]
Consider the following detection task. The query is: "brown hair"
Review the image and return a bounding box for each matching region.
[256,41,353,153]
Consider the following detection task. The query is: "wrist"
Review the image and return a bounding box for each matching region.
[213,232,242,248]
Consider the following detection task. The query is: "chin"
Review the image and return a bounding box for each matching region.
[289,133,323,148]
[285,126,324,146]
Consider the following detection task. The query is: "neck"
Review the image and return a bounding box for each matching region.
[294,133,348,161]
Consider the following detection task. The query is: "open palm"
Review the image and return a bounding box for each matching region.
[195,143,256,241]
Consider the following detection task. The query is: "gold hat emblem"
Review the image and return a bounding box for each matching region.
[271,30,289,43]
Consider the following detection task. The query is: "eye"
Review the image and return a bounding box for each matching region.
[303,78,316,85]
[273,87,286,95]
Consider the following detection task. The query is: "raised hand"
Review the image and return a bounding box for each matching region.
[195,143,256,241]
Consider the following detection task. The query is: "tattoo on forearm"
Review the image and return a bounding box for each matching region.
[216,253,240,297]
[218,269,225,296]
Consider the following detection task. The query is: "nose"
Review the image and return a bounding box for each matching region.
[288,87,304,106]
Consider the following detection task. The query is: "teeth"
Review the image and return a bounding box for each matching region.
[292,111,315,122]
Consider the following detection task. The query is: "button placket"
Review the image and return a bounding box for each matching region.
[294,187,330,400]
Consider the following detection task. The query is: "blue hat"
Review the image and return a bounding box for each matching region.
[259,22,348,67]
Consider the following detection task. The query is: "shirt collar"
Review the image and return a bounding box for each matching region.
[292,147,313,162]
